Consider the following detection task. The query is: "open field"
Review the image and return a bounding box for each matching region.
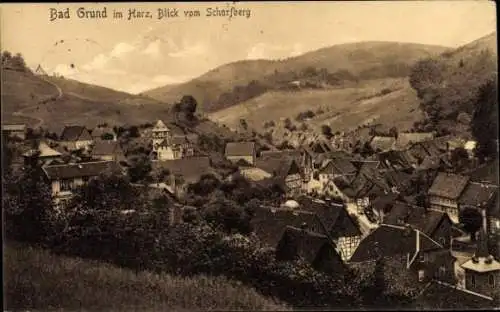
[4,242,288,311]
[209,77,424,134]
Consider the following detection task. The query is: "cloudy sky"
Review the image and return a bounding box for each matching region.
[1,1,496,94]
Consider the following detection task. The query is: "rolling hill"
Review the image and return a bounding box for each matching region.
[145,42,449,113]
[409,31,497,133]
[209,77,424,146]
[1,68,174,131]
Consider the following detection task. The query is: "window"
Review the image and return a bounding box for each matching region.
[471,275,476,288]
[418,270,425,282]
[489,274,495,287]
[60,179,72,192]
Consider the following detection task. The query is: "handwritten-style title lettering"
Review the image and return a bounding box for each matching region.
[49,7,252,21]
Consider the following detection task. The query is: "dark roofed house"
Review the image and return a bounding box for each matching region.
[276,226,346,274]
[250,206,325,249]
[2,123,26,140]
[59,125,93,151]
[469,159,499,186]
[428,172,469,223]
[152,156,214,198]
[458,182,499,236]
[350,224,455,284]
[394,132,435,151]
[255,158,302,195]
[225,142,256,165]
[377,150,415,171]
[297,196,362,261]
[91,140,124,162]
[382,202,453,249]
[43,160,123,209]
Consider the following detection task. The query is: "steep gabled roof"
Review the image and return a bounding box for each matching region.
[394,132,435,150]
[428,172,469,199]
[91,140,122,156]
[91,127,115,138]
[319,158,357,176]
[277,226,336,264]
[152,120,169,131]
[225,142,256,157]
[43,160,122,180]
[60,126,92,141]
[250,206,326,248]
[469,159,499,185]
[152,157,212,184]
[350,224,442,263]
[255,158,300,179]
[22,141,62,158]
[296,196,361,237]
[458,182,498,207]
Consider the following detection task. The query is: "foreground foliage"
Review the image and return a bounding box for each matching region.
[4,242,288,311]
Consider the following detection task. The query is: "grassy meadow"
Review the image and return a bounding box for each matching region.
[4,242,289,311]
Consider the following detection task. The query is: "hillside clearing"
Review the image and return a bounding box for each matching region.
[209,78,424,134]
[4,242,288,311]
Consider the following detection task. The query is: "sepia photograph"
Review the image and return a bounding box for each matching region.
[1,1,498,310]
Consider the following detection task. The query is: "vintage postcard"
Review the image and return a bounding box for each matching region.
[2,1,498,311]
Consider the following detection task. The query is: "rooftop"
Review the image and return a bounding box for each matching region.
[225,142,256,157]
[428,172,469,199]
[43,160,122,180]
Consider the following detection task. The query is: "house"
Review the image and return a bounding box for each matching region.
[255,158,303,195]
[91,140,124,161]
[393,132,435,151]
[369,193,403,223]
[2,124,26,140]
[318,158,357,183]
[91,127,117,141]
[331,132,357,153]
[276,225,346,274]
[22,141,62,165]
[225,142,256,165]
[151,156,214,198]
[382,203,453,249]
[464,140,477,159]
[339,163,392,208]
[383,169,413,194]
[377,150,415,171]
[369,136,396,153]
[250,205,326,249]
[42,160,123,209]
[59,125,93,151]
[297,196,362,261]
[428,172,470,223]
[151,119,171,148]
[469,159,499,186]
[350,224,456,284]
[461,222,500,298]
[459,182,498,230]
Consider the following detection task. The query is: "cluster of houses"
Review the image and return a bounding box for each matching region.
[223,131,500,303]
[3,120,499,304]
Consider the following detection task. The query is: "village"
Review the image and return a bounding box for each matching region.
[3,113,499,306]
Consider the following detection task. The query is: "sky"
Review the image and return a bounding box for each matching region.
[1,1,496,94]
